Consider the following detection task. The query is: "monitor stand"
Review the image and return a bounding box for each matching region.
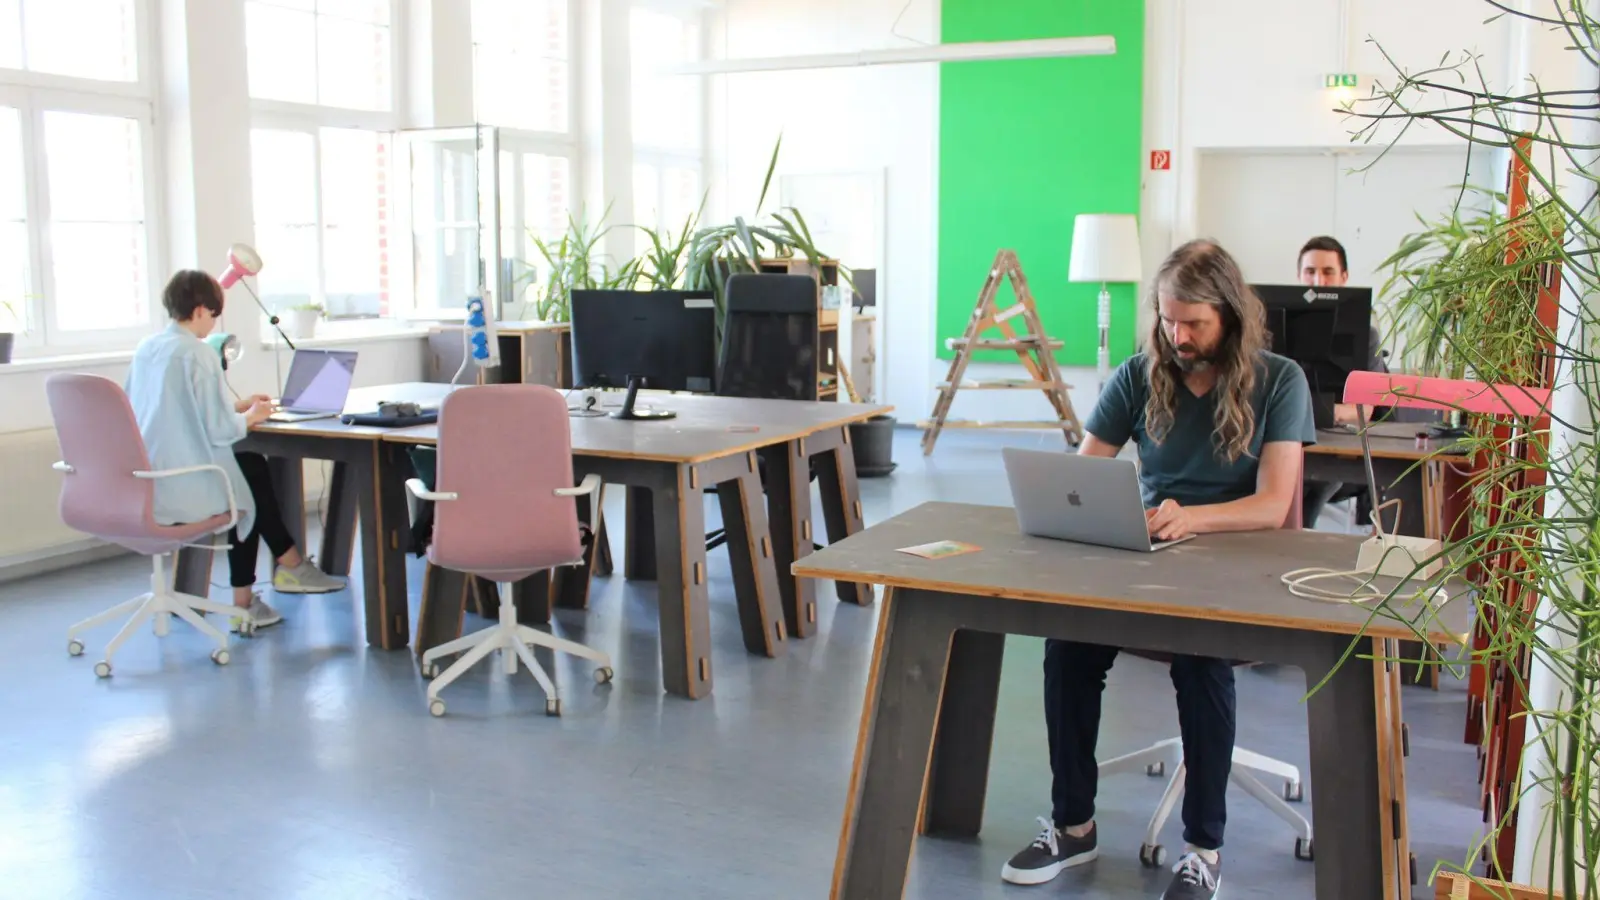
[612,376,676,421]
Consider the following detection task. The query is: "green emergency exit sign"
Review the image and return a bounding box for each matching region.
[1325,73,1358,88]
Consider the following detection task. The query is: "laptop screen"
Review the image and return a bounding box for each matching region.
[281,350,358,412]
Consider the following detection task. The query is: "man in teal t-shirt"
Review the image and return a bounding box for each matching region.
[1001,241,1316,900]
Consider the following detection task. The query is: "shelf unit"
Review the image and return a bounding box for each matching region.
[756,256,843,399]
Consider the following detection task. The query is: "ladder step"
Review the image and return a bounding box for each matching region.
[917,419,1078,430]
[946,337,1065,350]
[937,379,1072,391]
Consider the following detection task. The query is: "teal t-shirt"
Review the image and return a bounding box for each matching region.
[1084,351,1317,508]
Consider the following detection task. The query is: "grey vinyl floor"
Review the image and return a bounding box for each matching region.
[0,429,1485,899]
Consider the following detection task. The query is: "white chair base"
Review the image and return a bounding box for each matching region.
[66,553,242,677]
[1099,737,1314,868]
[420,581,613,718]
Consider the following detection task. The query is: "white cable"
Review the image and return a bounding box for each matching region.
[1280,564,1387,604]
[451,322,471,386]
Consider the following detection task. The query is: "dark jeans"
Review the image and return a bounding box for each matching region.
[1303,479,1372,529]
[229,452,297,588]
[1044,639,1236,851]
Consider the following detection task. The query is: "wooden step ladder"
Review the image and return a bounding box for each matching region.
[919,249,1083,455]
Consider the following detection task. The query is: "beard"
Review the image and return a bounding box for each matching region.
[1168,342,1217,373]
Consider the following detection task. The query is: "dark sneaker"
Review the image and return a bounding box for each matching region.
[1000,817,1098,885]
[1161,852,1221,899]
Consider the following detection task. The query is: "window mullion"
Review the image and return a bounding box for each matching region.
[22,101,56,347]
[312,128,328,310]
[15,0,27,71]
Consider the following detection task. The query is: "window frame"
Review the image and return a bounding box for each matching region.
[243,0,401,118]
[469,0,578,142]
[0,0,165,357]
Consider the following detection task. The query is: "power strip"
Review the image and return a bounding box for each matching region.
[1356,533,1444,581]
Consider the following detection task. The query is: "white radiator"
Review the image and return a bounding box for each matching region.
[0,428,82,561]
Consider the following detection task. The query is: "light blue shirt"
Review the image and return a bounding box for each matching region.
[124,322,255,536]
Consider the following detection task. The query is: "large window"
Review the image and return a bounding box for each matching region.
[471,0,570,134]
[245,0,393,112]
[630,6,704,235]
[250,127,392,319]
[1,0,157,354]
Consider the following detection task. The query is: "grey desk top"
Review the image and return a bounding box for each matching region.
[1309,422,1469,461]
[794,501,1470,643]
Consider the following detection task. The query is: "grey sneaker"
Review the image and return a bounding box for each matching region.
[1001,817,1098,885]
[1161,852,1221,899]
[231,595,283,632]
[273,560,346,594]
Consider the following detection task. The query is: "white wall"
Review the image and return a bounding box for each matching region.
[709,0,1531,427]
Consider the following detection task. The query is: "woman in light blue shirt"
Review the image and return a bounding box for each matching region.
[124,270,345,629]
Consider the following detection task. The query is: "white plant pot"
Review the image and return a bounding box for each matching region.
[284,309,320,340]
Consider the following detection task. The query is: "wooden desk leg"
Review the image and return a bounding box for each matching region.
[414,563,470,661]
[554,476,603,611]
[652,464,714,699]
[625,486,658,580]
[714,455,788,656]
[921,628,1006,837]
[319,461,359,577]
[173,538,218,599]
[1304,631,1387,899]
[761,442,818,639]
[834,588,955,900]
[812,427,872,606]
[355,441,413,650]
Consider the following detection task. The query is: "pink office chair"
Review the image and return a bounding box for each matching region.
[46,373,244,677]
[1101,454,1314,867]
[408,383,612,718]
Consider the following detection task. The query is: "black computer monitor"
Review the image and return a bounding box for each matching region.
[1252,284,1372,429]
[851,268,876,309]
[569,289,717,420]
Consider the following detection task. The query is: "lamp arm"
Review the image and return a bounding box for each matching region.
[237,278,296,352]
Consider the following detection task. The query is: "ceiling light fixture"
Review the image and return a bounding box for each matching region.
[662,35,1116,76]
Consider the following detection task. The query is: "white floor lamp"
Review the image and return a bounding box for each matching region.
[1068,214,1143,386]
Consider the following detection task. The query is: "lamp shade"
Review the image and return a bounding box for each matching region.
[1068,214,1142,284]
[218,243,263,290]
[205,332,242,370]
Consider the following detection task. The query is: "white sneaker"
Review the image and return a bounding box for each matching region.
[273,560,346,594]
[230,595,283,632]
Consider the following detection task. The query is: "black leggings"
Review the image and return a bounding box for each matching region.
[229,452,297,588]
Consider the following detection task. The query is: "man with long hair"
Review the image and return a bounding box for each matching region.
[1002,240,1315,899]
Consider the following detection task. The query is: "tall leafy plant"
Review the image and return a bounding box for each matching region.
[520,204,642,322]
[1335,2,1600,897]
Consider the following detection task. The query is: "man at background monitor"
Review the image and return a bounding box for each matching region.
[1296,236,1387,528]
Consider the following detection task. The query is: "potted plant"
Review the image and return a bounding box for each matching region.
[284,302,324,340]
[519,204,641,324]
[1335,4,1596,897]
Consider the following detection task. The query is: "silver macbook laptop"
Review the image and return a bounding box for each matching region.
[1001,447,1195,552]
[269,349,358,422]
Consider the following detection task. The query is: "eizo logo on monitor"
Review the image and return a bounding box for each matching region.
[1302,289,1337,303]
[1066,491,1083,507]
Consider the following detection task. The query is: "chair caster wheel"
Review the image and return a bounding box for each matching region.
[93,661,111,678]
[546,699,562,717]
[1284,780,1304,802]
[1295,838,1314,861]
[594,666,614,685]
[1146,762,1165,777]
[211,648,230,666]
[67,639,84,657]
[1140,844,1166,868]
[421,662,438,679]
[428,698,446,717]
[235,620,256,638]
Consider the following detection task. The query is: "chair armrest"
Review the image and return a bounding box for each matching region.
[52,461,73,473]
[554,474,603,531]
[131,463,241,531]
[406,477,458,502]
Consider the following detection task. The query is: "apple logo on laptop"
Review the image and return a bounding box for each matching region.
[1067,491,1083,507]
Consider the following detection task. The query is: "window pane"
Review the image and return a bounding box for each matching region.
[317,0,388,26]
[472,0,567,132]
[632,163,659,233]
[320,128,389,317]
[44,112,144,221]
[631,8,701,152]
[0,0,21,69]
[0,106,23,221]
[409,143,479,309]
[250,129,318,310]
[662,166,701,233]
[22,0,137,82]
[521,153,569,242]
[317,17,390,111]
[51,223,146,331]
[246,2,317,103]
[0,107,25,333]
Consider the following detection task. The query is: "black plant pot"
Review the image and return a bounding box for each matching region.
[0,332,12,364]
[849,414,897,477]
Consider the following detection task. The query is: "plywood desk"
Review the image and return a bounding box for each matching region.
[797,502,1471,900]
[1306,423,1468,538]
[177,383,891,699]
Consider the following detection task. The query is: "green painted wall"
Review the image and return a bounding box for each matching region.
[937,1,1145,365]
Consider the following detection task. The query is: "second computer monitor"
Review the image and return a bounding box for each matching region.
[1252,284,1372,428]
[569,289,717,420]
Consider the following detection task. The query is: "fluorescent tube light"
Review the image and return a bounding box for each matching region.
[662,35,1117,75]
